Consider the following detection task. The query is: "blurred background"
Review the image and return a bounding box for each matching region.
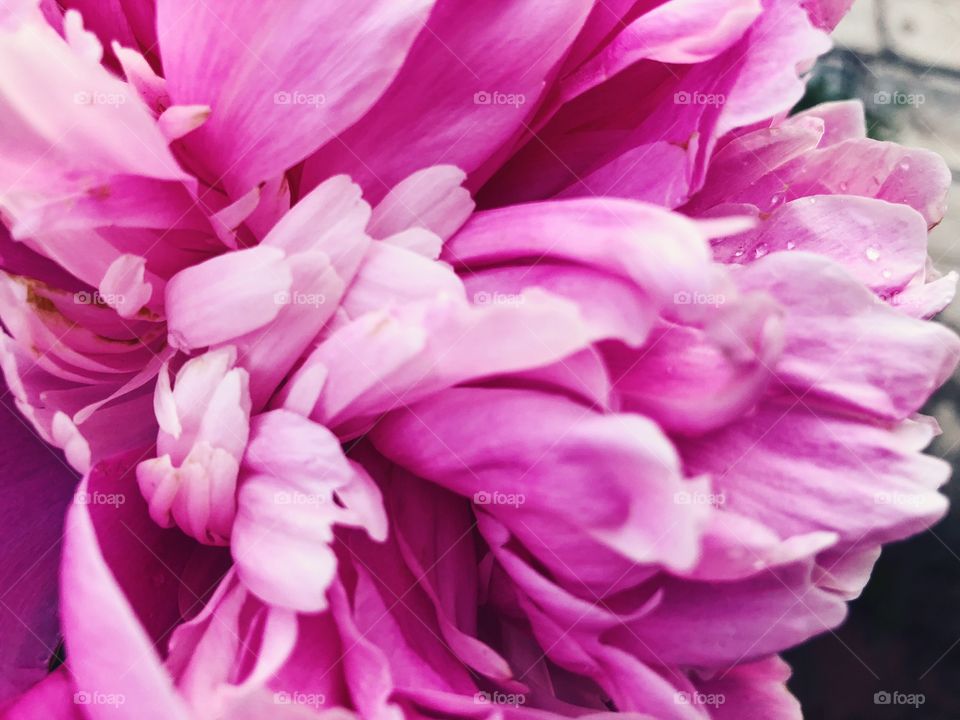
[785,1,960,717]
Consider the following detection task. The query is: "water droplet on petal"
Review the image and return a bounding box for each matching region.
[899,161,910,171]
[866,246,881,262]
[839,182,849,192]
[881,269,892,279]
[786,241,796,250]
[754,243,769,259]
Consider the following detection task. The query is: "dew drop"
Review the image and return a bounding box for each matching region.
[786,241,796,250]
[839,181,849,192]
[865,246,881,262]
[754,243,769,259]
[899,161,910,171]
[881,269,892,279]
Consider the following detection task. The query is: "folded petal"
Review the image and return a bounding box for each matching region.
[372,387,708,577]
[680,402,950,547]
[165,246,292,351]
[61,451,199,720]
[369,166,474,243]
[712,196,930,295]
[736,252,960,421]
[232,411,386,612]
[157,0,435,194]
[300,0,595,201]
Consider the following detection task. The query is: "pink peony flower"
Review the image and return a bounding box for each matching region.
[0,0,955,718]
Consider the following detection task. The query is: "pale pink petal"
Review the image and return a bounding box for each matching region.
[98,253,153,318]
[619,561,847,666]
[680,403,950,547]
[446,199,714,316]
[296,289,599,433]
[232,411,387,612]
[607,294,784,435]
[713,196,930,294]
[165,246,292,351]
[737,252,960,421]
[0,10,190,228]
[368,166,474,242]
[372,387,708,575]
[112,40,167,112]
[157,104,211,142]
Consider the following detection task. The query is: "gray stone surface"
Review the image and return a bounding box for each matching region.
[834,0,960,71]
[833,0,883,53]
[885,0,960,72]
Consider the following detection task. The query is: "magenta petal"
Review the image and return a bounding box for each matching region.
[695,656,802,719]
[157,0,435,195]
[0,399,76,702]
[607,294,784,434]
[620,561,847,666]
[60,452,197,720]
[560,0,762,102]
[300,0,595,201]
[1,669,81,719]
